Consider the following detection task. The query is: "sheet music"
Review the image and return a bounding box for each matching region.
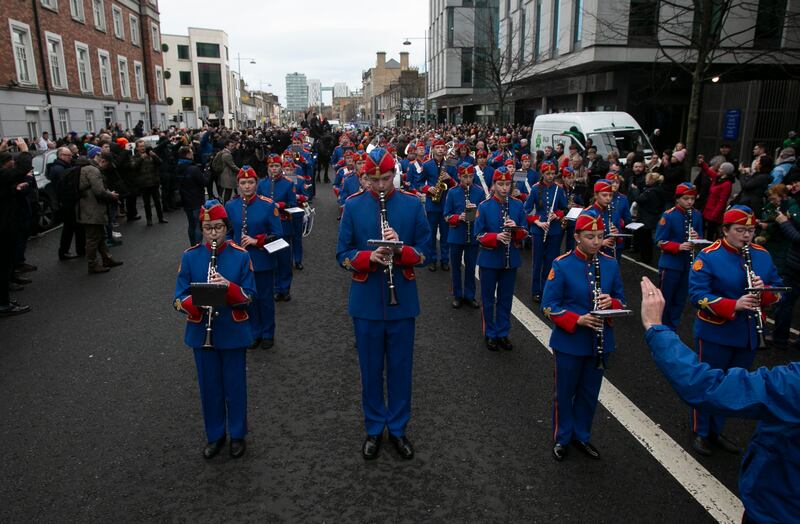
[565,207,582,220]
[264,238,290,253]
[625,222,645,231]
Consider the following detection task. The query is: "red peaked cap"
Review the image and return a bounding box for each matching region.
[237,166,257,180]
[520,154,531,161]
[504,159,516,167]
[594,179,613,193]
[575,209,605,232]
[363,148,396,178]
[675,182,697,197]
[431,138,446,147]
[493,166,512,182]
[476,150,488,159]
[199,199,228,222]
[723,205,755,225]
[540,162,556,174]
[605,172,621,182]
[267,154,282,165]
[458,163,475,176]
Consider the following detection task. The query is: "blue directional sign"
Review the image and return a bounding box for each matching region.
[723,109,741,141]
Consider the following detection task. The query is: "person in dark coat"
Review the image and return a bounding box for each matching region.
[633,172,666,265]
[0,140,32,316]
[737,156,772,215]
[175,146,209,245]
[49,147,85,260]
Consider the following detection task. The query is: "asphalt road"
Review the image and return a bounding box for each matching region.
[2,186,797,522]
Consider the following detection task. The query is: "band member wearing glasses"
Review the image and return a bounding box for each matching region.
[257,155,297,301]
[173,200,256,460]
[336,148,430,461]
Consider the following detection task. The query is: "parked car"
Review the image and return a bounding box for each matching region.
[31,149,60,230]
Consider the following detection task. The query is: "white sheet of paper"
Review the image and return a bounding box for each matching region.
[285,207,305,214]
[690,239,713,245]
[565,207,582,220]
[625,222,645,231]
[264,238,290,254]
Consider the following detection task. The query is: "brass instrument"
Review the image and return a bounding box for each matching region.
[428,162,450,204]
[379,191,399,306]
[592,255,605,369]
[742,244,766,349]
[202,240,219,350]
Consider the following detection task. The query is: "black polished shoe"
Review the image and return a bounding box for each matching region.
[388,434,414,459]
[230,438,246,458]
[261,338,274,349]
[128,215,142,222]
[11,275,32,285]
[497,336,513,351]
[102,258,123,268]
[58,252,80,260]
[532,294,542,303]
[440,262,450,271]
[294,262,304,270]
[8,283,24,291]
[692,434,712,456]
[465,299,480,309]
[552,443,568,461]
[427,263,437,272]
[0,304,31,317]
[710,433,741,454]
[485,337,499,351]
[273,293,283,302]
[249,338,262,349]
[146,219,153,227]
[362,434,382,460]
[158,219,169,224]
[451,297,463,309]
[572,440,600,459]
[203,435,226,459]
[16,263,37,273]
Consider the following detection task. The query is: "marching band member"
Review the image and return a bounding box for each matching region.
[444,163,485,309]
[490,136,514,169]
[416,138,458,271]
[514,154,539,202]
[455,142,475,166]
[524,162,568,302]
[257,156,297,301]
[561,166,585,252]
[542,208,626,461]
[333,150,356,197]
[339,153,364,204]
[589,179,626,259]
[474,151,494,196]
[688,205,783,456]
[288,161,311,271]
[655,182,704,330]
[475,167,529,351]
[225,167,282,349]
[607,172,632,258]
[336,148,431,460]
[330,134,353,169]
[173,199,256,459]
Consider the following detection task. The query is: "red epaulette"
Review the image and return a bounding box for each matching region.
[346,190,367,201]
[750,243,768,252]
[554,251,571,262]
[600,252,615,260]
[184,243,201,252]
[702,240,722,254]
[258,195,274,203]
[229,242,248,253]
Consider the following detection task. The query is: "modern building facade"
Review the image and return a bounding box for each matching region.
[307,78,321,111]
[285,72,308,114]
[0,0,168,138]
[333,82,350,99]
[162,27,234,128]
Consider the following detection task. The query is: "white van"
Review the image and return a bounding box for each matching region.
[531,111,654,164]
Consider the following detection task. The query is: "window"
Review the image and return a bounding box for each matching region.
[159,113,166,130]
[179,71,192,85]
[461,48,473,85]
[92,0,105,31]
[129,15,139,45]
[57,108,69,137]
[9,20,37,85]
[628,0,658,45]
[41,0,58,11]
[118,56,130,98]
[70,0,84,22]
[534,0,542,59]
[195,42,220,58]
[574,0,583,43]
[692,0,724,44]
[181,97,194,111]
[124,111,132,130]
[198,62,223,113]
[112,5,123,39]
[133,61,143,99]
[103,106,115,128]
[446,7,454,47]
[98,49,112,95]
[75,41,92,93]
[177,44,190,59]
[755,0,788,48]
[85,110,95,132]
[518,9,526,64]
[26,111,40,139]
[151,23,160,51]
[155,65,164,101]
[45,32,68,89]
[552,0,560,55]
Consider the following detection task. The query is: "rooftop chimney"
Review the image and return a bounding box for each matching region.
[400,52,409,71]
[376,51,386,69]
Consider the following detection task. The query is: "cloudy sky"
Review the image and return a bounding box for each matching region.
[159,0,429,105]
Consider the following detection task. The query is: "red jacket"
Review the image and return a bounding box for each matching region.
[699,163,732,224]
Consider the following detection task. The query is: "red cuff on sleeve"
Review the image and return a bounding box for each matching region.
[551,311,580,333]
[225,283,250,306]
[554,210,565,219]
[761,291,780,306]
[350,250,375,272]
[333,188,340,196]
[254,234,267,248]
[447,214,461,226]
[180,296,202,321]
[395,245,421,266]
[478,233,498,249]
[277,201,286,210]
[526,215,539,225]
[297,195,307,203]
[660,241,681,255]
[513,227,528,241]
[708,298,737,320]
[610,298,624,310]
[422,185,431,194]
[445,178,456,188]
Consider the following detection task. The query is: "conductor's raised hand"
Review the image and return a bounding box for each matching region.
[640,277,665,331]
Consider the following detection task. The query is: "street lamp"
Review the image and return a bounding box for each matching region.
[234,52,257,128]
[403,33,430,126]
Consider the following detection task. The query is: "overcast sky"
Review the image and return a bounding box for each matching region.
[159,0,429,105]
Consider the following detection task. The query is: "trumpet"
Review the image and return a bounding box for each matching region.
[202,240,219,350]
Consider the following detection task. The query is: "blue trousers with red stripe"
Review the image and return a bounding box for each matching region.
[691,337,756,437]
[553,351,604,445]
[531,234,562,297]
[449,243,478,300]
[426,211,449,263]
[479,267,516,339]
[291,214,304,264]
[250,270,275,339]
[353,317,415,437]
[659,268,689,330]
[274,236,293,294]
[193,348,247,443]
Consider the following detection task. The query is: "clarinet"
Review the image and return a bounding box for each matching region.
[608,198,616,258]
[379,191,399,306]
[242,197,248,239]
[686,208,694,265]
[741,244,766,349]
[502,193,511,269]
[592,255,606,370]
[201,240,219,350]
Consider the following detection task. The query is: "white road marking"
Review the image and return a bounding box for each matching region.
[474,266,744,523]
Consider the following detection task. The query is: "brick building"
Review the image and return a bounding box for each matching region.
[0,0,167,139]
